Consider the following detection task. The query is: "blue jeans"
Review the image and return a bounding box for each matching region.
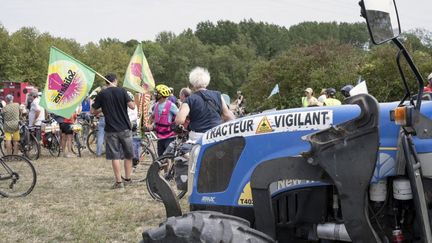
[96,117,105,156]
[132,136,141,160]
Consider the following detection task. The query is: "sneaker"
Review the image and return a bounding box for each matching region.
[132,158,139,167]
[63,153,74,158]
[111,182,125,190]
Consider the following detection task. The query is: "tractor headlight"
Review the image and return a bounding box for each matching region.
[390,105,413,126]
[187,144,201,196]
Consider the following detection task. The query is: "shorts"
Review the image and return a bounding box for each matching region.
[105,130,133,160]
[5,130,20,141]
[157,137,175,156]
[60,123,73,135]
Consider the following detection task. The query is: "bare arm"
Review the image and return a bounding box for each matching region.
[90,107,101,115]
[175,103,190,125]
[127,101,136,110]
[34,110,41,125]
[90,97,101,115]
[221,96,235,121]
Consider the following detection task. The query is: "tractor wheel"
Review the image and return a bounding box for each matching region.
[142,211,274,243]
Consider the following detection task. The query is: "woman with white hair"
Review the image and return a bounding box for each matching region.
[175,67,235,141]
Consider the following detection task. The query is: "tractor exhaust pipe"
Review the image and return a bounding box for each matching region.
[316,223,351,242]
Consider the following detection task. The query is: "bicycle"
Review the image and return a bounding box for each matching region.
[0,154,37,197]
[86,117,105,156]
[18,121,40,160]
[71,123,85,157]
[129,140,156,182]
[77,113,92,150]
[33,118,61,157]
[146,127,191,201]
[141,131,158,154]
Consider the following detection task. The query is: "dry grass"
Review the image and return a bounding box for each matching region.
[0,150,188,242]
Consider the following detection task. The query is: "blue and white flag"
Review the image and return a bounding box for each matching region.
[268,84,280,98]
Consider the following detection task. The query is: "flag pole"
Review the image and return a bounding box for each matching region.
[52,46,113,86]
[94,71,112,85]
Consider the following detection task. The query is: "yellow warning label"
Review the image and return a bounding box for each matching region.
[256,116,273,134]
[238,182,253,205]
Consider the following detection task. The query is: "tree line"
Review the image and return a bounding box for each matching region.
[0,20,431,112]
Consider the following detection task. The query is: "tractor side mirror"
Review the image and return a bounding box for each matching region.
[361,0,400,44]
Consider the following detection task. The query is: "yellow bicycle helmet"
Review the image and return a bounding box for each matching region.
[155,84,171,97]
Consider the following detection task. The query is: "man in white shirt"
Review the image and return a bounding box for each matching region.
[127,92,141,166]
[317,88,327,104]
[28,90,45,126]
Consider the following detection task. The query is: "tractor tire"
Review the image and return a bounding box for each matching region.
[142,211,274,243]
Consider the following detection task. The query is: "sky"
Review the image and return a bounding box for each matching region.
[1,0,431,44]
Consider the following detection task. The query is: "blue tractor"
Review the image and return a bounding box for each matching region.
[143,1,432,242]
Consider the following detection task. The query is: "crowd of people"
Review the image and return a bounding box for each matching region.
[4,69,432,190]
[90,67,235,189]
[300,72,432,108]
[300,85,354,107]
[0,66,237,190]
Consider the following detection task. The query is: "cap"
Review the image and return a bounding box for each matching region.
[304,88,313,94]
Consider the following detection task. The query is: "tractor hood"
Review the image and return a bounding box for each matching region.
[201,104,361,147]
[189,100,432,208]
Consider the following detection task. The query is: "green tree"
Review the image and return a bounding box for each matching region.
[8,27,46,87]
[243,40,364,111]
[0,25,12,81]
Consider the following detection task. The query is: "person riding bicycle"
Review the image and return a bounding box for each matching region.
[151,84,179,157]
[2,94,21,155]
[341,84,354,98]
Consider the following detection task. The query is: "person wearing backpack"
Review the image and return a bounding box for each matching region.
[151,84,179,156]
[2,94,21,155]
[175,67,235,142]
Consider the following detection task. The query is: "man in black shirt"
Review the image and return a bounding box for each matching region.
[91,73,136,190]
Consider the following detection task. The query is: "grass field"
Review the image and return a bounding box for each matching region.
[0,150,188,242]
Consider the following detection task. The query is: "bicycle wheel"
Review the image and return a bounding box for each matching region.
[72,133,82,157]
[0,127,5,156]
[86,130,97,155]
[146,154,187,201]
[0,155,37,197]
[47,133,61,157]
[86,130,105,156]
[80,123,90,150]
[142,133,151,147]
[130,145,155,182]
[22,134,40,160]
